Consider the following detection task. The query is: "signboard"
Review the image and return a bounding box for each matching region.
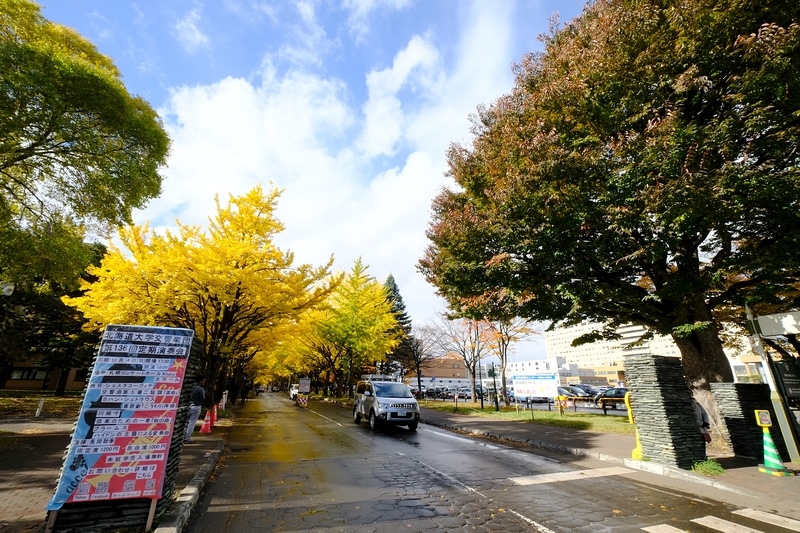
[512,374,559,399]
[47,325,194,510]
[757,311,800,336]
[774,361,800,398]
[298,377,311,394]
[755,410,772,427]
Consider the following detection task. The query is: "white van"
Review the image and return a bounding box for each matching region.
[353,378,419,431]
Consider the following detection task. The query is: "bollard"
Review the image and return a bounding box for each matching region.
[35,397,45,418]
[755,409,795,476]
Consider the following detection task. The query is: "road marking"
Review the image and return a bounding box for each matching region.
[306,408,343,426]
[641,526,685,532]
[426,427,501,449]
[413,458,556,533]
[733,508,800,531]
[691,516,763,532]
[510,466,633,485]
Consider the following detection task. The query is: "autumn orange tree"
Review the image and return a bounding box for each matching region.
[64,186,336,404]
[282,259,400,397]
[420,1,800,389]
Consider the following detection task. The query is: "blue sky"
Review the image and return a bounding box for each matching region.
[38,0,588,358]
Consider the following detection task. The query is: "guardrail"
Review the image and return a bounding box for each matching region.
[596,397,627,414]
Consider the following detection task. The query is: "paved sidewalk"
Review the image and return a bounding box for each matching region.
[2,401,799,532]
[0,419,223,533]
[418,407,800,521]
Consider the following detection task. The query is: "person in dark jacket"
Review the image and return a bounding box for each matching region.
[184,377,206,443]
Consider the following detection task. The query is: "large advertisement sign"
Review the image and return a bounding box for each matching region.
[512,374,559,399]
[47,325,194,511]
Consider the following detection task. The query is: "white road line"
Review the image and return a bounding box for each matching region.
[510,466,633,485]
[691,516,763,532]
[733,508,800,531]
[306,408,344,426]
[413,458,555,533]
[641,526,686,532]
[426,427,501,448]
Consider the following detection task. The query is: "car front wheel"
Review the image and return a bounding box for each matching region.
[369,411,379,430]
[353,408,361,424]
[407,422,418,431]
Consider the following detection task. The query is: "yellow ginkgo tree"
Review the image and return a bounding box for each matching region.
[279,259,401,397]
[64,186,337,404]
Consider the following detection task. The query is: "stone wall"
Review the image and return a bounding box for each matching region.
[711,382,790,461]
[624,354,707,469]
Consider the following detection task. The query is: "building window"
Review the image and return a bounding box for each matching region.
[9,367,50,380]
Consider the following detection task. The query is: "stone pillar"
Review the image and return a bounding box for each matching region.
[711,382,789,460]
[625,354,707,469]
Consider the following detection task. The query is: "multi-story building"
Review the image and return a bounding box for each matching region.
[543,320,761,385]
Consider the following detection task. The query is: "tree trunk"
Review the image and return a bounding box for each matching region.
[672,326,733,389]
[54,367,69,396]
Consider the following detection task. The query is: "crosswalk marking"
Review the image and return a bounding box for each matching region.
[691,516,762,532]
[641,525,685,532]
[641,508,800,532]
[733,508,800,531]
[509,466,633,485]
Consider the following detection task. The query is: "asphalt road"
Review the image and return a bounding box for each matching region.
[181,394,800,532]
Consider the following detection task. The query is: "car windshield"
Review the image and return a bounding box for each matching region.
[373,382,413,398]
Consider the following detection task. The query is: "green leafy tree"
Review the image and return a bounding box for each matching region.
[0,242,104,392]
[0,0,170,288]
[420,1,800,388]
[383,274,414,376]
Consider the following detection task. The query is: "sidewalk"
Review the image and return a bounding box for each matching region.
[2,402,799,532]
[0,419,223,533]
[418,406,800,521]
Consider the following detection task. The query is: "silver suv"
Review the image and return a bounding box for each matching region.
[353,379,419,431]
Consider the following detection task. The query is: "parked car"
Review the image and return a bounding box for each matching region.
[572,384,602,396]
[456,387,472,399]
[440,386,457,399]
[557,387,578,397]
[594,387,629,408]
[289,384,299,400]
[353,378,419,431]
[562,385,593,398]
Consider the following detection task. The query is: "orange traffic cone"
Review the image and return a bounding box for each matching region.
[211,404,218,427]
[200,411,212,434]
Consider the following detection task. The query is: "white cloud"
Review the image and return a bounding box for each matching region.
[343,0,413,42]
[358,35,442,158]
[139,0,529,325]
[175,8,210,54]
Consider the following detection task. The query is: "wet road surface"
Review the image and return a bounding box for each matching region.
[184,394,800,532]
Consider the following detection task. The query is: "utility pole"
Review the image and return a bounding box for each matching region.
[491,362,500,411]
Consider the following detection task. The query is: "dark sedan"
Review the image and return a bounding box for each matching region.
[594,387,629,409]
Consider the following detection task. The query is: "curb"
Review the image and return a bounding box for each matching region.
[154,438,224,533]
[420,418,761,500]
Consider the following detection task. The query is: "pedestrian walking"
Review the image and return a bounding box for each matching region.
[693,398,711,453]
[184,377,206,443]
